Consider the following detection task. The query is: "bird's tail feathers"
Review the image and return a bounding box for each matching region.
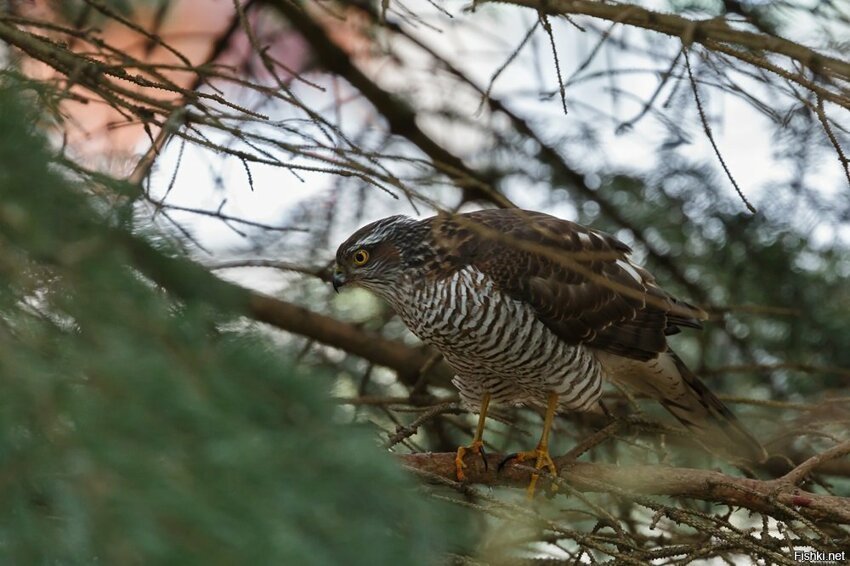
[600,349,767,463]
[664,351,766,463]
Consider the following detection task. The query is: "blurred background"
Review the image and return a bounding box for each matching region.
[1,0,849,563]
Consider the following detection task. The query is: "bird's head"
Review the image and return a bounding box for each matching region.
[332,215,427,294]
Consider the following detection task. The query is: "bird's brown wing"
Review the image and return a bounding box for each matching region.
[429,209,705,361]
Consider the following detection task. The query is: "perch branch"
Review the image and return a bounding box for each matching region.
[400,452,850,525]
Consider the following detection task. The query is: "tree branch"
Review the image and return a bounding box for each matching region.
[780,440,850,487]
[121,231,455,387]
[401,452,850,525]
[246,293,452,385]
[486,0,850,83]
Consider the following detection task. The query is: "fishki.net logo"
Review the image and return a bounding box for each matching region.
[793,550,846,564]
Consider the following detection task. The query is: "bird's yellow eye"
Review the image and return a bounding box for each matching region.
[352,249,370,266]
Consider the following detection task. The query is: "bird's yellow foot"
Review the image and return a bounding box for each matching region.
[499,446,557,498]
[455,439,487,481]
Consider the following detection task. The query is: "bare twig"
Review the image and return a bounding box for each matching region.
[814,96,850,188]
[684,48,756,214]
[779,440,850,487]
[538,12,567,115]
[208,259,332,281]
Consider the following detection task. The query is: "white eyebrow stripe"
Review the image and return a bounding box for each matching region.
[358,230,390,246]
[366,226,397,245]
[352,216,418,248]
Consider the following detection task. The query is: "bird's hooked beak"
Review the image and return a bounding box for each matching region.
[332,265,347,293]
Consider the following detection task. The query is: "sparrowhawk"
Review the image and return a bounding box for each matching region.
[333,209,765,494]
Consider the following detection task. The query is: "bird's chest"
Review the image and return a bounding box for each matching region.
[385,267,601,410]
[390,268,549,368]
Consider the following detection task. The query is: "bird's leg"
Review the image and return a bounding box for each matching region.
[455,393,490,481]
[500,391,559,498]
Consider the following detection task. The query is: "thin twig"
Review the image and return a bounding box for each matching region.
[814,96,850,189]
[684,48,756,214]
[779,439,850,486]
[538,12,568,115]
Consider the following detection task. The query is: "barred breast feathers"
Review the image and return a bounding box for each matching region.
[394,265,603,412]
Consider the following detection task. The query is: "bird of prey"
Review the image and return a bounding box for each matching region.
[333,209,765,495]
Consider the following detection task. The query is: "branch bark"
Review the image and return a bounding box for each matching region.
[401,452,850,525]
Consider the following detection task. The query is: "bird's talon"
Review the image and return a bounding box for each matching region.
[502,446,558,498]
[455,440,486,481]
[454,449,468,482]
[498,452,519,472]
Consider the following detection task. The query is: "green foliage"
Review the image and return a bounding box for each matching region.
[0,83,459,565]
[587,168,850,403]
